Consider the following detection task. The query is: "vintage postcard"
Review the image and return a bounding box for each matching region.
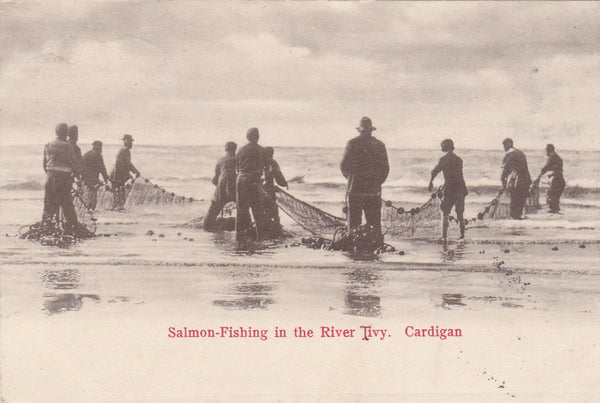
[1,1,599,402]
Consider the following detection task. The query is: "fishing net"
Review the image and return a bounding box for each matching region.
[275,186,345,235]
[275,180,542,239]
[93,177,195,211]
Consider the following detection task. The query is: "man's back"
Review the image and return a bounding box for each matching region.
[435,152,468,195]
[236,143,265,178]
[502,148,531,186]
[82,150,107,184]
[340,134,389,194]
[542,152,563,175]
[45,139,76,173]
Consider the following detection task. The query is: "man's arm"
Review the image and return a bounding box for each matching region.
[340,142,353,179]
[500,153,511,185]
[212,161,221,185]
[271,160,288,187]
[43,146,48,173]
[128,155,140,178]
[99,155,109,182]
[379,144,390,185]
[428,159,442,192]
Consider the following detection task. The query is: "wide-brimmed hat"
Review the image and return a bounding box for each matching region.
[357,116,376,132]
[122,134,134,142]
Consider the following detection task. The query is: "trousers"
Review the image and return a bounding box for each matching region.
[42,172,79,227]
[236,175,264,239]
[346,193,382,234]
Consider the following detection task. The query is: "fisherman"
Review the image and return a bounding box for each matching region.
[42,123,81,231]
[262,146,288,235]
[67,125,84,173]
[536,144,565,213]
[501,138,532,219]
[203,141,237,231]
[81,140,110,210]
[340,117,389,244]
[428,139,468,240]
[110,134,140,210]
[236,128,266,240]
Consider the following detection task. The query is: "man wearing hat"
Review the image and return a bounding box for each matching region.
[429,139,468,240]
[235,128,267,240]
[501,138,532,219]
[81,140,110,210]
[203,141,238,231]
[110,134,140,210]
[42,122,81,230]
[536,144,565,213]
[340,117,389,243]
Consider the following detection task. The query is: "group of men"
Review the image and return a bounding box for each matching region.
[42,123,142,232]
[205,116,566,243]
[204,127,288,240]
[342,117,565,242]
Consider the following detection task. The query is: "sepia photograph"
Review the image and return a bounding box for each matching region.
[1,1,599,402]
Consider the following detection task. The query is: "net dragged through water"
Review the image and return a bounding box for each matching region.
[90,177,196,211]
[275,182,542,238]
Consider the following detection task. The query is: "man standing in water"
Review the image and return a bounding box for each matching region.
[262,146,288,235]
[428,139,468,240]
[67,125,84,173]
[536,144,565,213]
[82,140,110,210]
[340,117,389,244]
[42,123,81,231]
[501,138,532,219]
[203,141,237,231]
[110,134,140,210]
[236,128,266,241]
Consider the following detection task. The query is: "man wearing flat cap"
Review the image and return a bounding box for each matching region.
[110,134,140,210]
[82,140,109,210]
[536,144,565,213]
[340,117,390,243]
[235,128,267,241]
[501,138,532,219]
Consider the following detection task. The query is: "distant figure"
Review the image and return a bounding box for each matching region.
[501,138,532,219]
[236,128,266,240]
[82,140,109,210]
[110,134,140,210]
[537,144,565,213]
[262,146,288,233]
[203,142,237,231]
[67,125,84,174]
[42,123,81,230]
[428,139,468,240]
[340,117,389,243]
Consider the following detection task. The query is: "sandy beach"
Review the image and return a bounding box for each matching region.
[2,198,600,402]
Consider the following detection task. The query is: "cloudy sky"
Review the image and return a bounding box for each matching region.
[2,1,600,149]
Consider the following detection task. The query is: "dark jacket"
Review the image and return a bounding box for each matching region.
[82,149,109,185]
[340,134,389,195]
[432,151,468,195]
[236,143,266,181]
[501,148,532,189]
[110,147,139,185]
[264,158,287,189]
[212,153,237,203]
[43,138,79,174]
[541,152,563,177]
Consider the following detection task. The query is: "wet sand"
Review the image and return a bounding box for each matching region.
[2,203,600,401]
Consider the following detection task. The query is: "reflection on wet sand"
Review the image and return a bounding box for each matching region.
[40,268,100,315]
[343,268,382,318]
[41,269,80,289]
[442,293,466,309]
[440,242,466,263]
[43,293,100,315]
[213,268,276,310]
